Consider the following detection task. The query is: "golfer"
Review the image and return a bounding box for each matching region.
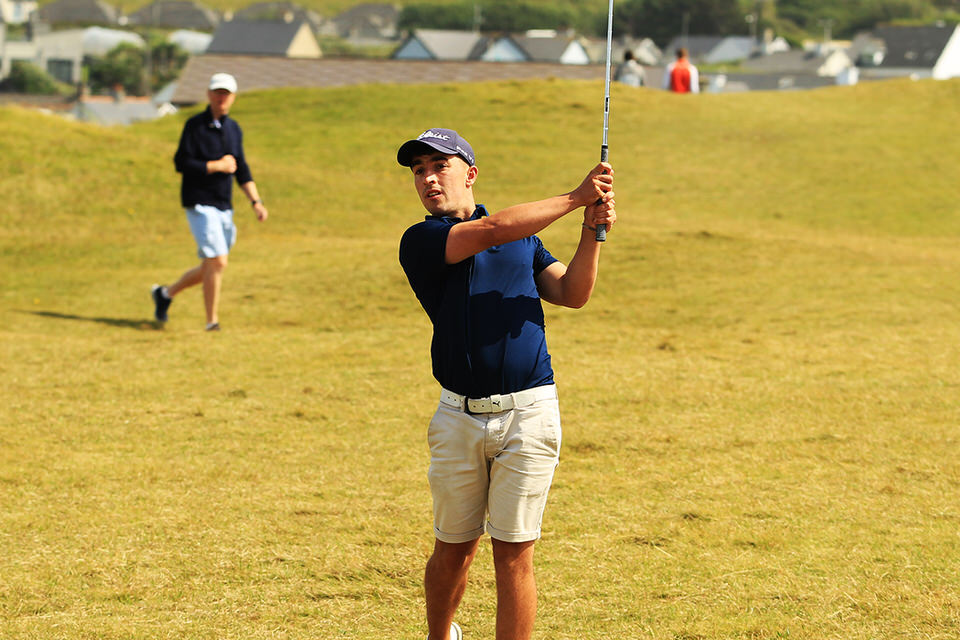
[397,128,615,640]
[151,72,268,331]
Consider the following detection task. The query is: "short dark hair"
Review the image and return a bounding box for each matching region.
[624,50,635,62]
[677,47,688,59]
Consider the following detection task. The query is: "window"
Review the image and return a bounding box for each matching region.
[47,58,74,83]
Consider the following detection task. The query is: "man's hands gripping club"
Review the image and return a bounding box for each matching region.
[570,162,616,237]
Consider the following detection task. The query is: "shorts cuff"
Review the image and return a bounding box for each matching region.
[486,522,541,543]
[435,526,485,544]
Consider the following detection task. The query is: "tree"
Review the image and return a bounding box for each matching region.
[86,38,188,96]
[614,0,747,44]
[87,42,147,96]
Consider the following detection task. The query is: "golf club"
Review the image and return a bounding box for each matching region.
[595,0,614,242]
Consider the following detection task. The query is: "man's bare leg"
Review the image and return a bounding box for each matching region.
[201,255,227,325]
[492,539,537,640]
[425,538,480,640]
[167,264,203,297]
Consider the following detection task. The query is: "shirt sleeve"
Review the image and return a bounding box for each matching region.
[531,236,557,275]
[399,218,454,318]
[690,65,700,93]
[173,120,208,176]
[233,124,253,185]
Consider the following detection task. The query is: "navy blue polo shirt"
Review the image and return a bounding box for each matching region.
[174,106,253,210]
[399,205,559,398]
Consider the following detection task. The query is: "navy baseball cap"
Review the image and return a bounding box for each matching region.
[397,128,476,167]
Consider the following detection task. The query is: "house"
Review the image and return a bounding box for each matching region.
[235,1,323,34]
[168,28,212,55]
[331,3,398,43]
[662,35,756,64]
[618,37,661,66]
[861,24,960,80]
[4,26,144,84]
[741,48,853,77]
[125,1,219,31]
[483,31,591,64]
[206,18,321,58]
[392,29,489,61]
[1,0,38,25]
[36,0,119,26]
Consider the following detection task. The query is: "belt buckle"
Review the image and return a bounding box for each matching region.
[467,394,502,414]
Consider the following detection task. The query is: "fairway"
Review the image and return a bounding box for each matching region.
[1,77,959,639]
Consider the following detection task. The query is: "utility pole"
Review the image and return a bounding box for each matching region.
[681,11,690,49]
[818,17,833,48]
[472,3,482,33]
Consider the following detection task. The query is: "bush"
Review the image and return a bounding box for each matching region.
[0,61,72,95]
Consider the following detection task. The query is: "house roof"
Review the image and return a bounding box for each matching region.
[37,0,118,25]
[873,24,956,68]
[508,33,586,63]
[235,1,323,32]
[741,49,843,75]
[663,35,724,62]
[207,18,310,56]
[126,0,219,31]
[332,2,398,39]
[703,36,755,63]
[392,29,488,60]
[172,53,608,104]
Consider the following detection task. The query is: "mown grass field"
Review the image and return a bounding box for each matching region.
[2,77,959,639]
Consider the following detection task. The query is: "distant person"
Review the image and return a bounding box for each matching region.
[151,72,268,331]
[396,127,615,640]
[615,50,645,87]
[663,47,700,93]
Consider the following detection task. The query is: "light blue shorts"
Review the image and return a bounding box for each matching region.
[186,204,236,259]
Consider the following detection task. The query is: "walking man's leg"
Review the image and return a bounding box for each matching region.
[425,538,479,640]
[201,255,227,326]
[492,539,537,640]
[167,264,203,297]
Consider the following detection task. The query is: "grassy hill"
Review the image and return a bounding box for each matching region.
[1,77,959,639]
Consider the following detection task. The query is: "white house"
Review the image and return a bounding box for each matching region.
[2,27,144,84]
[167,28,212,55]
[483,31,591,65]
[0,0,38,24]
[392,29,488,61]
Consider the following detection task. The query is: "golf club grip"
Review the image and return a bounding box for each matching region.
[595,146,608,242]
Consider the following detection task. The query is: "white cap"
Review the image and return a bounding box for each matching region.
[208,72,237,93]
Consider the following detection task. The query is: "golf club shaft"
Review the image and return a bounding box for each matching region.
[596,0,614,242]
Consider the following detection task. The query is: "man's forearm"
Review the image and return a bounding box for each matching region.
[240,181,261,204]
[484,193,582,245]
[557,226,602,308]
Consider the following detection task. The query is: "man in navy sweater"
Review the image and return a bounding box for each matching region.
[397,128,616,640]
[152,73,268,331]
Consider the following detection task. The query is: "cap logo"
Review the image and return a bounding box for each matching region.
[419,130,450,141]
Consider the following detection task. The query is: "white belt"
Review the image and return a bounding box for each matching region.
[440,384,557,414]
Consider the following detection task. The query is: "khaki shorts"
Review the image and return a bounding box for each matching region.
[428,385,561,544]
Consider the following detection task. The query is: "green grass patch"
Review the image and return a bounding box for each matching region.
[2,78,959,639]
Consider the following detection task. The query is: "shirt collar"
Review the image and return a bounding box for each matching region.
[203,106,228,128]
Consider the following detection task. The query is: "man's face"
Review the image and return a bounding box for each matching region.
[410,152,477,217]
[208,89,235,118]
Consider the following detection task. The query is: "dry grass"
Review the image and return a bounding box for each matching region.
[1,77,959,639]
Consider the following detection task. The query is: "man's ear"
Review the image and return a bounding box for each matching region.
[465,165,479,188]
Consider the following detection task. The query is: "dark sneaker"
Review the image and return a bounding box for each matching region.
[151,284,172,322]
[205,322,221,332]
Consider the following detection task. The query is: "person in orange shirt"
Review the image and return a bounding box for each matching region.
[663,47,700,93]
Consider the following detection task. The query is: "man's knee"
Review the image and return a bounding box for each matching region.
[491,539,535,574]
[204,255,228,271]
[429,538,480,574]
